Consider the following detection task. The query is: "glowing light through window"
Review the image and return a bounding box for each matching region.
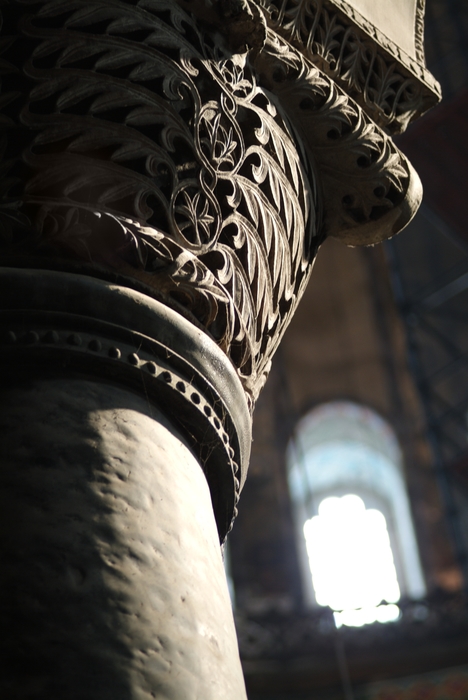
[303,494,401,627]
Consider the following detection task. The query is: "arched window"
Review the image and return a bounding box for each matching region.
[287,401,425,626]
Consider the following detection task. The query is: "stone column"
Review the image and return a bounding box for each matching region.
[0,0,438,697]
[0,269,251,698]
[0,378,243,698]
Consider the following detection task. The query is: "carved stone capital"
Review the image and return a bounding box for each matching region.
[0,0,435,409]
[0,0,437,523]
[1,0,323,407]
[0,3,438,692]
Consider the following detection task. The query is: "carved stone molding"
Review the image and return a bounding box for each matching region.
[255,0,441,133]
[0,267,252,541]
[253,29,424,245]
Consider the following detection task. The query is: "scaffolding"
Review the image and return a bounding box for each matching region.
[386,205,468,590]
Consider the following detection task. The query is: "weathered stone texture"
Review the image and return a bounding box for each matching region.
[0,378,246,699]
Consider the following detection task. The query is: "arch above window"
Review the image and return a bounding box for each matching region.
[287,401,426,612]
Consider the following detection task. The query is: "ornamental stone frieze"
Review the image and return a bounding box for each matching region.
[0,1,439,697]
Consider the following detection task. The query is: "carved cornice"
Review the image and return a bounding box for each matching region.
[0,267,251,541]
[254,29,423,244]
[255,0,441,134]
[414,0,427,65]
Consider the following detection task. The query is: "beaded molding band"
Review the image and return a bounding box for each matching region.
[0,311,241,541]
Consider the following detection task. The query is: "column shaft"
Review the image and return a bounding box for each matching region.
[0,376,246,699]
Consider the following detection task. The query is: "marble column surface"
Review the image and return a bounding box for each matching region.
[0,377,247,700]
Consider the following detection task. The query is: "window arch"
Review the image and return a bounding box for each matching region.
[287,401,425,623]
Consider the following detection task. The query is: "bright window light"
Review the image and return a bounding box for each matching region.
[303,494,401,627]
